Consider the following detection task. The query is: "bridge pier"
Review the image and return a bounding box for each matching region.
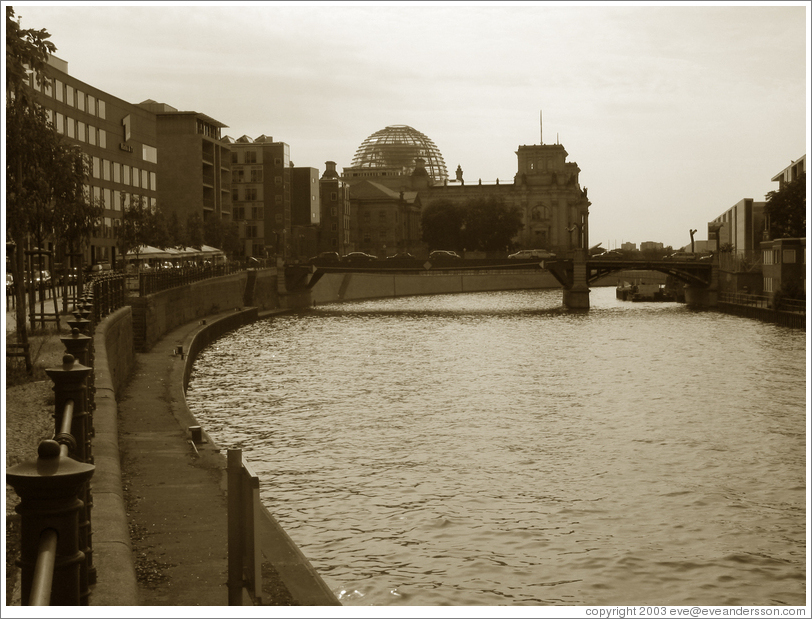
[563,249,590,309]
[683,285,717,309]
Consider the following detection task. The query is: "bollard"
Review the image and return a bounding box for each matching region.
[7,440,95,605]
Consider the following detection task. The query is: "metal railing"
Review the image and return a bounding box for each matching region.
[718,291,806,314]
[6,296,99,606]
[137,263,245,296]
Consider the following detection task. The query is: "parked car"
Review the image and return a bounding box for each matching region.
[6,272,13,293]
[429,250,461,260]
[508,249,556,260]
[342,252,378,262]
[386,252,416,260]
[309,252,341,264]
[90,262,112,274]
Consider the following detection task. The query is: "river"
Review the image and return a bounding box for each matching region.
[185,286,807,607]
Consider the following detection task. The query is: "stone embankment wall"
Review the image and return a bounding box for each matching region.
[310,270,562,303]
[130,269,281,352]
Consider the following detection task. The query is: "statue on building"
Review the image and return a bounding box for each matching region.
[455,165,464,183]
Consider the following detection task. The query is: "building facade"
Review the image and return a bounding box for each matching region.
[31,55,160,268]
[339,126,591,257]
[318,161,353,256]
[224,135,291,259]
[139,102,232,234]
[708,198,767,255]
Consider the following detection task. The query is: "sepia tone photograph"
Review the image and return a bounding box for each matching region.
[4,1,808,616]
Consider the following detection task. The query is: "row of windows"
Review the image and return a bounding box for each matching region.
[51,110,107,147]
[362,232,389,243]
[89,156,157,191]
[50,110,158,164]
[232,207,264,220]
[763,248,799,265]
[362,211,399,223]
[33,73,107,120]
[233,169,263,183]
[85,184,156,213]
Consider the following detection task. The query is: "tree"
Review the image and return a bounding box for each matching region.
[421,197,524,253]
[117,197,155,265]
[765,173,806,239]
[7,7,56,354]
[166,211,185,248]
[51,149,103,310]
[186,212,204,250]
[421,199,465,251]
[462,196,524,252]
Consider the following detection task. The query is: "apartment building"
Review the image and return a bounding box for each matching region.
[224,135,290,259]
[139,101,232,232]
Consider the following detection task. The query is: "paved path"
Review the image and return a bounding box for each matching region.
[116,318,241,605]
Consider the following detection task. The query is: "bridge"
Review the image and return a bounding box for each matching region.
[283,251,716,310]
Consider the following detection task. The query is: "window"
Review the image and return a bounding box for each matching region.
[99,129,106,149]
[142,144,157,163]
[113,163,121,184]
[92,157,100,179]
[94,187,102,204]
[55,79,64,102]
[141,169,148,189]
[55,113,64,134]
[246,225,258,238]
[98,100,106,119]
[275,195,282,205]
[66,85,74,106]
[132,167,140,188]
[67,118,75,138]
[245,151,257,164]
[88,126,96,146]
[112,191,120,211]
[245,187,257,201]
[783,249,796,264]
[251,207,263,220]
[232,188,239,201]
[231,151,238,164]
[331,192,337,201]
[103,188,111,208]
[150,172,156,191]
[76,90,85,112]
[274,158,282,166]
[123,165,130,185]
[331,223,338,232]
[233,207,245,220]
[88,95,96,116]
[331,207,338,216]
[77,121,86,142]
[275,176,282,185]
[764,277,774,293]
[250,169,262,183]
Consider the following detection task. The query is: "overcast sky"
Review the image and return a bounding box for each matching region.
[11,2,810,250]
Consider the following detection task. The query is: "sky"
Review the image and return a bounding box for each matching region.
[8,1,810,250]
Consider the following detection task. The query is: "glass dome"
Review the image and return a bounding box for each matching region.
[351,125,448,184]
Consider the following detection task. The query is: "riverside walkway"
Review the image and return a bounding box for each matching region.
[115,311,338,606]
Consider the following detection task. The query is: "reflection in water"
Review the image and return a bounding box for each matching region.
[186,287,806,606]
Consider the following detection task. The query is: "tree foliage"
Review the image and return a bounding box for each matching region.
[186,213,204,249]
[117,197,155,262]
[421,197,524,252]
[765,173,806,239]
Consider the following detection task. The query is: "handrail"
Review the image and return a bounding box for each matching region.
[29,529,58,605]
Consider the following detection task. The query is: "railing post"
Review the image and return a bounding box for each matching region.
[6,440,95,605]
[227,449,244,605]
[46,354,95,587]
